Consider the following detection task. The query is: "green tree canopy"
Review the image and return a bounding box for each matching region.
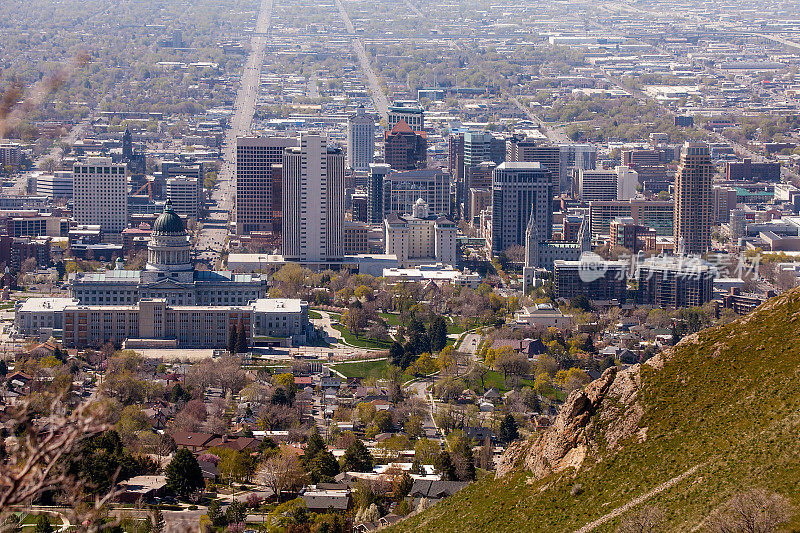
[165,448,204,498]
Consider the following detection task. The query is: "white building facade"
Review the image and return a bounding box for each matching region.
[282,134,345,263]
[384,199,457,267]
[346,105,375,171]
[72,157,128,234]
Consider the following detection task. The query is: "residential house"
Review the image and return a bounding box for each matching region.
[301,489,351,512]
[116,475,167,503]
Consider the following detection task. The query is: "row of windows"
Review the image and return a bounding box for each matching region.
[74,166,125,175]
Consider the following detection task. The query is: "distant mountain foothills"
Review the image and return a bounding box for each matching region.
[387,289,800,532]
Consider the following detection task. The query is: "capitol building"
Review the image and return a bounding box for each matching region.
[69,200,267,306]
[32,201,314,349]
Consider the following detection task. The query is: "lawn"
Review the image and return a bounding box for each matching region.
[478,370,535,392]
[446,317,466,335]
[332,324,391,349]
[379,312,401,326]
[308,310,322,319]
[330,359,389,379]
[330,358,415,383]
[18,513,58,527]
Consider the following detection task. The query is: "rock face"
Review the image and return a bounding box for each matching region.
[497,363,648,480]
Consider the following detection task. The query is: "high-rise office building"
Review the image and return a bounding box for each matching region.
[448,132,467,219]
[447,133,465,177]
[724,158,781,182]
[384,199,458,268]
[72,157,128,234]
[282,134,345,263]
[0,143,22,170]
[712,185,738,223]
[382,169,451,218]
[506,138,561,190]
[560,144,596,192]
[367,163,391,224]
[622,147,672,193]
[491,162,553,255]
[270,164,283,238]
[589,199,674,238]
[636,256,714,308]
[609,217,656,253]
[347,105,375,171]
[388,102,424,131]
[615,165,639,200]
[235,136,298,235]
[36,172,73,199]
[577,169,618,202]
[351,193,369,223]
[463,131,505,167]
[464,162,496,222]
[165,176,200,220]
[159,161,205,208]
[674,143,713,254]
[326,146,346,260]
[384,120,427,170]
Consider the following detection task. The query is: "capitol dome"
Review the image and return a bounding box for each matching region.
[152,200,186,235]
[146,200,192,272]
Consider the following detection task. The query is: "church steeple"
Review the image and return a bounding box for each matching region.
[122,126,133,160]
[524,206,540,269]
[577,215,591,252]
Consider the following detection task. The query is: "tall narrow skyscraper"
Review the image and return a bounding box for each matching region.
[346,105,375,171]
[282,133,345,263]
[491,162,553,256]
[674,142,713,254]
[367,163,391,224]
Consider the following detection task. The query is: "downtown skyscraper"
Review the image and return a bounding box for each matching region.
[346,105,375,171]
[674,142,713,255]
[282,133,345,263]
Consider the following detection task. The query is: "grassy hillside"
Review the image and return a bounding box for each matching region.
[388,290,800,532]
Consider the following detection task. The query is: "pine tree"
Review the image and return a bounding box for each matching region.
[207,500,227,528]
[235,320,248,354]
[499,413,519,443]
[304,432,325,462]
[434,451,456,481]
[165,448,204,498]
[55,261,66,281]
[342,440,374,472]
[428,315,448,353]
[310,450,340,483]
[226,500,247,524]
[33,516,52,533]
[228,323,238,354]
[389,341,405,367]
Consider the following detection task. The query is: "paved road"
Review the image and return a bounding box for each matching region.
[308,75,320,99]
[196,0,274,267]
[405,378,443,442]
[334,0,389,120]
[459,332,482,356]
[312,310,342,343]
[507,94,569,144]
